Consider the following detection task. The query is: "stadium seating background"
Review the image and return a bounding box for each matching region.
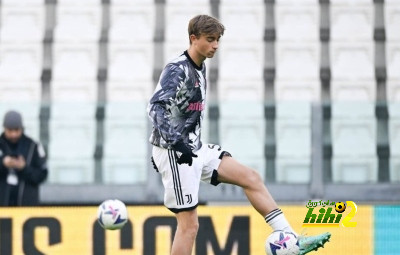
[0,0,399,202]
[0,1,399,254]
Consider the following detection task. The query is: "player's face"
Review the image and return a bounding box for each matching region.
[192,33,220,59]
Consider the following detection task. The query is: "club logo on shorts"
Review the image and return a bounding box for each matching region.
[186,194,193,204]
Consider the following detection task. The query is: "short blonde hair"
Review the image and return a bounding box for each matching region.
[188,15,225,44]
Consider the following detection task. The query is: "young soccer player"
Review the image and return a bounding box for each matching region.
[148,14,330,255]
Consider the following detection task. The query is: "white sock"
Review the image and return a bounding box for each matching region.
[265,208,298,236]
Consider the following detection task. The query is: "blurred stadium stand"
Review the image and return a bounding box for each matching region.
[0,0,399,204]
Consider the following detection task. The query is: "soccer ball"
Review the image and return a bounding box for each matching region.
[265,231,299,255]
[97,199,128,230]
[335,202,346,213]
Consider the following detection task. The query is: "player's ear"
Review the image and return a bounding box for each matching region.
[189,34,198,44]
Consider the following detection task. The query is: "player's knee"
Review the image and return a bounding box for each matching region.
[245,169,263,187]
[189,220,199,236]
[177,212,199,235]
[180,219,199,237]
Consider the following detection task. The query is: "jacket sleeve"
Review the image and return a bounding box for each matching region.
[0,149,8,179]
[147,63,187,146]
[20,142,48,185]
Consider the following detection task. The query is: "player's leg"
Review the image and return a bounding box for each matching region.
[200,145,293,233]
[151,145,203,255]
[217,156,277,216]
[216,156,295,233]
[171,209,199,255]
[217,156,331,254]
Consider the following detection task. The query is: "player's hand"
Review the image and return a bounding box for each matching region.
[2,156,15,168]
[172,141,198,166]
[14,156,26,170]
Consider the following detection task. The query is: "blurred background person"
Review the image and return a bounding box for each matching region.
[0,110,48,206]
